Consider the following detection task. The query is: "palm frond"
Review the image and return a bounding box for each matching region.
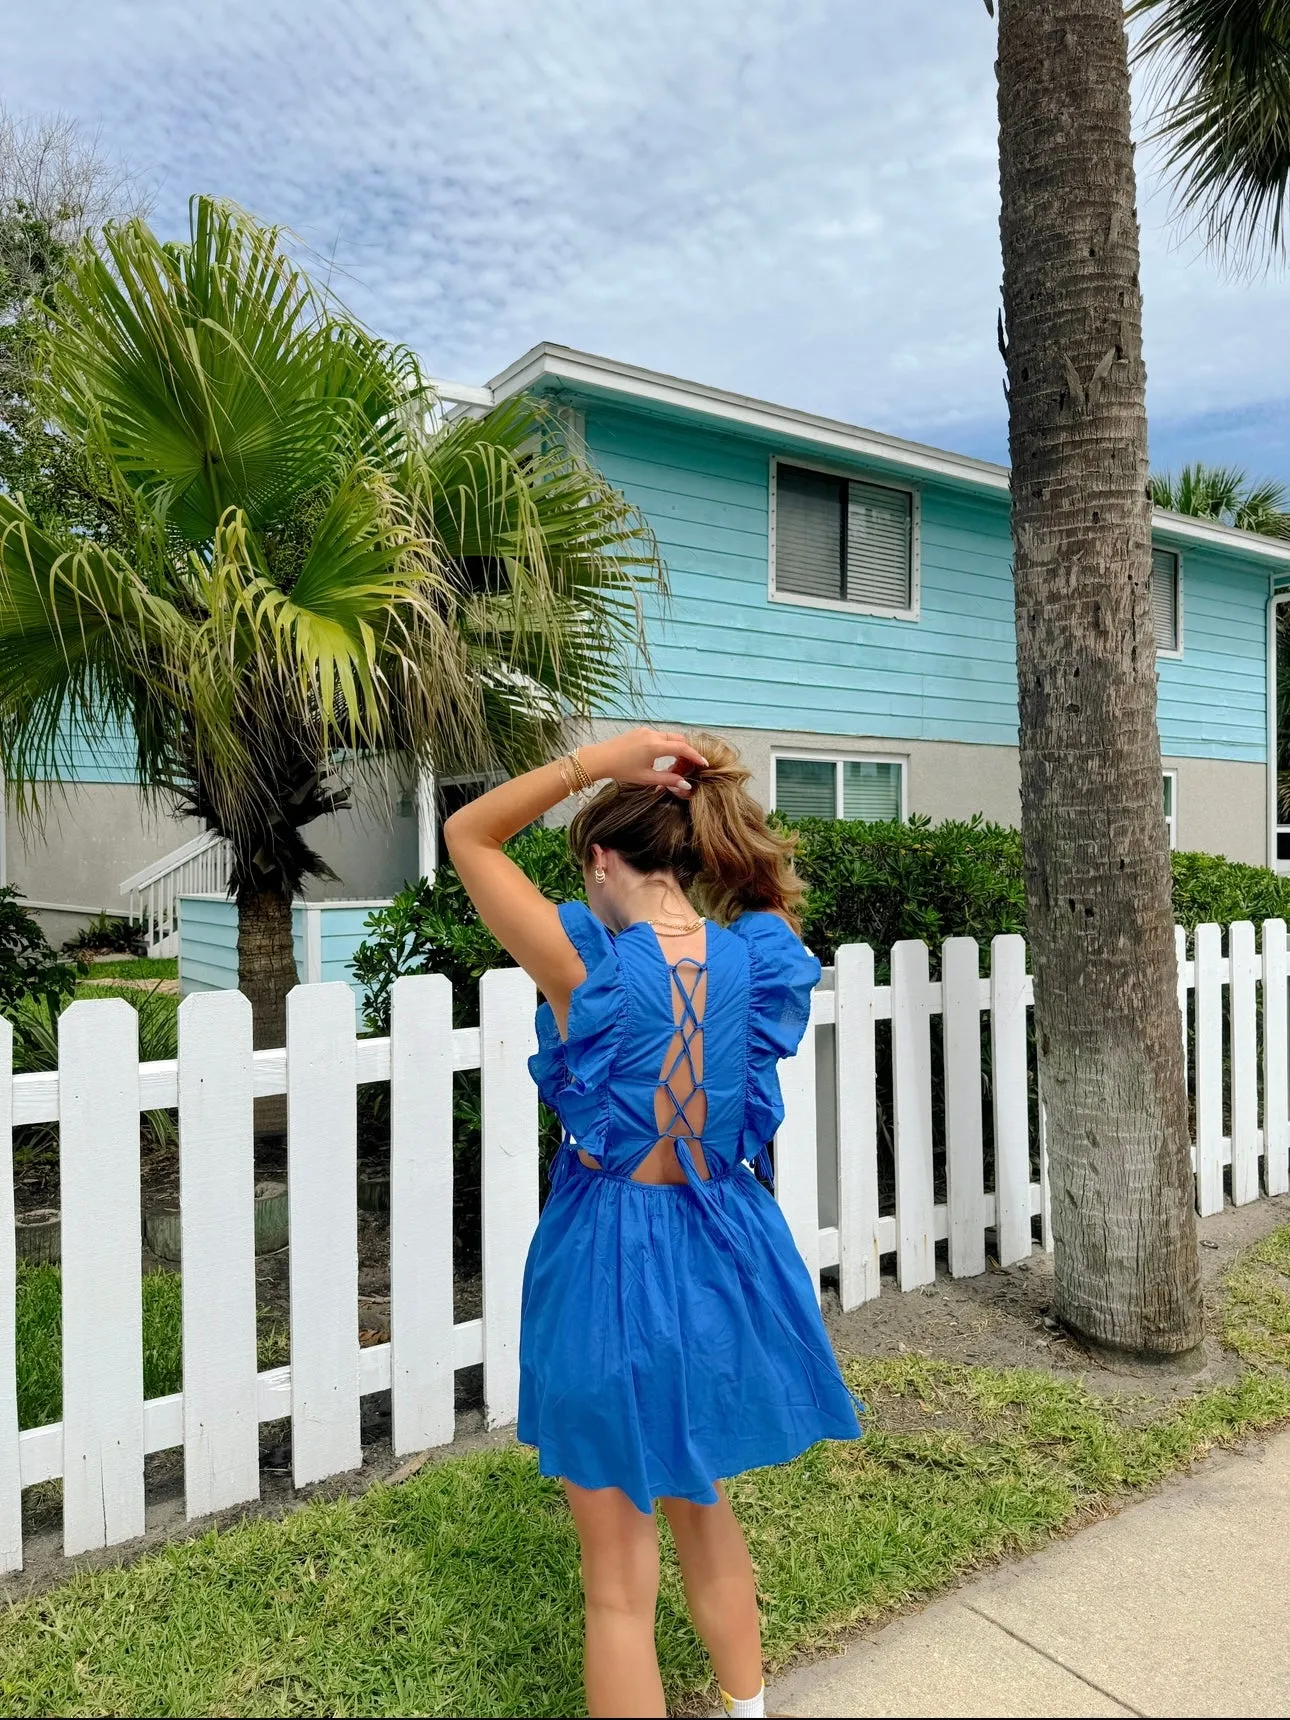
[1132,0,1290,266]
[0,494,188,812]
[1150,459,1290,537]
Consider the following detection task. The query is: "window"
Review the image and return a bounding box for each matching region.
[773,754,905,824]
[1150,547,1181,653]
[772,461,916,614]
[1162,771,1177,848]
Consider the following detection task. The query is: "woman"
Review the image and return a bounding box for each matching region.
[444,727,861,1719]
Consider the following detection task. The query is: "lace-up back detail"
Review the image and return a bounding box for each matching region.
[631,957,710,1185]
[530,902,823,1189]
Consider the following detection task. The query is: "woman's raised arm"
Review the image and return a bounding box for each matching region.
[442,729,707,1026]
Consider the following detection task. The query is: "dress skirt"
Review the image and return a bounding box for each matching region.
[516,1154,862,1513]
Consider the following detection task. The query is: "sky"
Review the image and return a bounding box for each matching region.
[7,0,1290,481]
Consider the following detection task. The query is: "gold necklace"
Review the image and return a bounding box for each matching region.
[639,915,706,936]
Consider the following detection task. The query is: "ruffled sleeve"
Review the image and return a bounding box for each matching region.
[727,912,822,1172]
[527,901,626,1162]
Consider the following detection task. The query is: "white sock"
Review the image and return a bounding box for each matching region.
[721,1684,766,1718]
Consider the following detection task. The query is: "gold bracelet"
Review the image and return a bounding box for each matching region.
[556,756,577,798]
[565,749,595,793]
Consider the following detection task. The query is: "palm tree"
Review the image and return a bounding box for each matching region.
[0,198,660,1068]
[1131,1,1290,264]
[1151,461,1290,535]
[996,1,1202,1355]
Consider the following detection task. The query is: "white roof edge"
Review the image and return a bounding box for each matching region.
[488,342,1011,493]
[426,376,495,408]
[485,342,1290,567]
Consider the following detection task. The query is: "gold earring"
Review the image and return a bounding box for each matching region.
[594,867,606,884]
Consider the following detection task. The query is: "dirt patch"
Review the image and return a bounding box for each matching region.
[824,1193,1290,1403]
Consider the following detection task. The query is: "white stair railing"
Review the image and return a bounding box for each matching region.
[120,830,233,956]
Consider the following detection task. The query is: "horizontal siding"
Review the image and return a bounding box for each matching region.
[179,896,378,1025]
[178,896,240,995]
[1158,544,1267,761]
[587,404,1269,762]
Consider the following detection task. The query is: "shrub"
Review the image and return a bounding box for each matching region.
[1170,850,1290,936]
[61,912,147,958]
[0,887,82,1013]
[353,825,584,1032]
[791,814,1026,974]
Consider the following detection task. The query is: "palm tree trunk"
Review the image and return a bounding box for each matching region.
[236,881,296,1137]
[997,0,1201,1355]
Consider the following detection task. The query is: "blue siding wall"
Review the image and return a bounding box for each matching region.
[177,896,239,994]
[586,405,1269,762]
[178,897,375,1026]
[1156,541,1268,761]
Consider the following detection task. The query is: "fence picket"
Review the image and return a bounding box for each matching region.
[60,1000,144,1555]
[480,967,538,1430]
[1037,1084,1053,1252]
[778,995,821,1301]
[892,940,934,1289]
[1175,924,1189,1090]
[990,934,1032,1266]
[0,1018,18,1573]
[287,983,361,1486]
[942,937,985,1279]
[1229,921,1260,1206]
[1194,922,1225,1215]
[178,991,259,1519]
[1264,919,1290,1197]
[835,943,881,1308]
[390,974,455,1452]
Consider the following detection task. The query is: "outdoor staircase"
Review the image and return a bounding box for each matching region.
[120,829,233,956]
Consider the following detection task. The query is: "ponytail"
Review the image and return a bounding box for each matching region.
[567,731,806,930]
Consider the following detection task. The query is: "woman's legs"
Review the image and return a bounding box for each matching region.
[660,1486,763,1706]
[564,1480,665,1718]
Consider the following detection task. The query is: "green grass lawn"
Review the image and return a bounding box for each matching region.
[3,1236,1290,1718]
[79,957,178,981]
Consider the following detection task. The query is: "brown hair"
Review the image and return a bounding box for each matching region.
[567,732,806,930]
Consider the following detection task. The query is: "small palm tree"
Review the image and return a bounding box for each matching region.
[1132,0,1290,263]
[1150,460,1290,535]
[0,198,660,1062]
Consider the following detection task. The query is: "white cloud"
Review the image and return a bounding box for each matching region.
[8,0,1290,477]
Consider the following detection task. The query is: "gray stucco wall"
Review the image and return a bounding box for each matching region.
[575,719,1268,866]
[7,729,1268,949]
[8,773,421,943]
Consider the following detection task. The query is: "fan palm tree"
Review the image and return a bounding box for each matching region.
[1131,0,1290,264]
[0,198,660,1064]
[1150,460,1290,535]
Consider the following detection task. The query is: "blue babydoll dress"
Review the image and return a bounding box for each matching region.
[519,902,861,1512]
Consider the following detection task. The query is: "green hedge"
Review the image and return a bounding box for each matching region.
[353,815,1290,1023]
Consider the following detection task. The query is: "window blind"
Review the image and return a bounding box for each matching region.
[774,757,837,820]
[842,760,903,823]
[1150,547,1180,651]
[846,481,912,609]
[774,465,844,600]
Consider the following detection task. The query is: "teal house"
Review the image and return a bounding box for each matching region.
[480,345,1290,867]
[9,342,1290,983]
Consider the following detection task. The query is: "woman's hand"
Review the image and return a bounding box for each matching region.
[580,729,709,796]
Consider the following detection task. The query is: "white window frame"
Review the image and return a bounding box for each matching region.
[1162,769,1178,849]
[1151,544,1184,660]
[770,748,909,822]
[768,455,921,622]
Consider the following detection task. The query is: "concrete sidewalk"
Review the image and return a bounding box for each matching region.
[768,1427,1290,1718]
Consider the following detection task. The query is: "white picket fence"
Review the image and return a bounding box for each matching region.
[2,920,1287,1574]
